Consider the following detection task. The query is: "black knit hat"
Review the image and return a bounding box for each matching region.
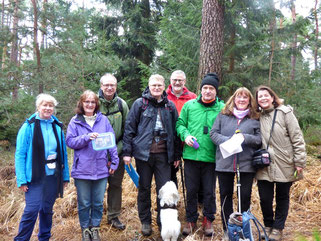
[200,72,219,92]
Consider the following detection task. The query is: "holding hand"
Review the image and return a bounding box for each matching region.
[123,156,132,165]
[19,185,28,192]
[185,135,197,147]
[88,132,99,140]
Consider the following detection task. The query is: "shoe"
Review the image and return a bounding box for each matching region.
[262,227,272,240]
[202,217,213,237]
[82,228,92,241]
[269,228,283,241]
[141,223,152,236]
[90,227,101,241]
[108,217,126,230]
[182,222,196,236]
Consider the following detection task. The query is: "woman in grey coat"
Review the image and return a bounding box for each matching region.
[210,87,261,235]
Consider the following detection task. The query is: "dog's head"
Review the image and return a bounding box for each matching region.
[158,181,180,207]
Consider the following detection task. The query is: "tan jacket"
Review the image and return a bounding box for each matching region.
[256,105,306,182]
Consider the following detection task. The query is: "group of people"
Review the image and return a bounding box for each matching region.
[14,70,306,241]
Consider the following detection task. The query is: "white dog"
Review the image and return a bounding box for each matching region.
[158,181,181,241]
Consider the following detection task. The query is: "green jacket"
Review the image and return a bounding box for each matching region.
[99,90,129,155]
[176,96,224,163]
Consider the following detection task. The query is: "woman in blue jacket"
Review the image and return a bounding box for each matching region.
[14,93,70,241]
[66,90,119,241]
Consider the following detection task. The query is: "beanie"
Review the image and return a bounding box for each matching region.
[200,72,219,92]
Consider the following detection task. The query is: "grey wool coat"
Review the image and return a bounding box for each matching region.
[210,113,262,173]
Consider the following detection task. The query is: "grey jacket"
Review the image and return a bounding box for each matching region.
[210,113,261,173]
[256,105,306,182]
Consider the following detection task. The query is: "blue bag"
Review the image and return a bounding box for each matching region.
[228,211,269,241]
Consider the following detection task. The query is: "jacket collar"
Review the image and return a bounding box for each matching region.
[142,87,169,106]
[166,84,192,99]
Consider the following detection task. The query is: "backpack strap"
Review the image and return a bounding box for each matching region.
[142,98,148,110]
[105,97,124,116]
[246,211,269,241]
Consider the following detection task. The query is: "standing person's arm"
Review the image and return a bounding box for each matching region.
[106,120,119,173]
[122,99,141,164]
[66,119,91,149]
[210,113,230,145]
[176,103,196,147]
[285,109,306,174]
[241,120,261,148]
[60,130,70,183]
[170,102,181,168]
[15,122,30,190]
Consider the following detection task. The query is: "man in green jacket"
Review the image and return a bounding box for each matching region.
[176,73,224,237]
[99,73,129,230]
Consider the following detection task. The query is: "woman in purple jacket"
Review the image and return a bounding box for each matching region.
[66,90,119,241]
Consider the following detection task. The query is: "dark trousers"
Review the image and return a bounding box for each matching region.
[14,175,58,241]
[217,171,255,230]
[107,157,125,221]
[136,153,171,226]
[184,159,216,223]
[257,180,292,230]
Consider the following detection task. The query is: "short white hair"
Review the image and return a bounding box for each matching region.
[149,74,165,84]
[170,70,186,80]
[36,93,58,109]
[100,73,117,84]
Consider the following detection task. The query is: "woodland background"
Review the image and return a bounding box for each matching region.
[0,0,321,240]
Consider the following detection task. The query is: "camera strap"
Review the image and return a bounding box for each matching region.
[266,109,278,150]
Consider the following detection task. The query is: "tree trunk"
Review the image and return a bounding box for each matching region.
[268,1,276,86]
[41,0,48,49]
[198,0,224,89]
[10,0,20,100]
[314,0,319,70]
[290,1,297,82]
[228,23,235,73]
[31,0,43,93]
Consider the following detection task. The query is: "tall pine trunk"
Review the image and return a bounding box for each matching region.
[268,1,276,86]
[198,0,224,89]
[31,0,42,93]
[10,0,20,100]
[314,0,319,70]
[290,1,297,82]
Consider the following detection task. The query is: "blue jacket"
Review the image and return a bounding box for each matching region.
[15,113,70,187]
[66,112,119,180]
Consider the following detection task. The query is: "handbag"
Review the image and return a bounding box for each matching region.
[252,109,278,169]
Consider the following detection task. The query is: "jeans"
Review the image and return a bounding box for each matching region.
[217,171,255,230]
[14,175,58,241]
[136,153,171,226]
[257,180,292,230]
[74,177,108,228]
[107,158,125,220]
[184,159,216,223]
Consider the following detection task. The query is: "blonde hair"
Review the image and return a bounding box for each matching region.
[149,74,165,85]
[36,93,58,109]
[222,87,260,119]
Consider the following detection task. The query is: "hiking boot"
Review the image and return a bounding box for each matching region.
[90,227,101,241]
[108,217,126,230]
[182,222,196,236]
[202,217,213,237]
[141,223,152,236]
[262,227,272,240]
[82,228,92,241]
[269,228,283,241]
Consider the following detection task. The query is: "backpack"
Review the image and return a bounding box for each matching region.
[228,211,269,241]
[105,97,123,117]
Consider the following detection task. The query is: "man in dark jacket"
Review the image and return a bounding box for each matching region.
[123,74,182,237]
[99,73,129,230]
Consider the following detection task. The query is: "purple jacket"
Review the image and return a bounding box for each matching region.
[66,112,119,180]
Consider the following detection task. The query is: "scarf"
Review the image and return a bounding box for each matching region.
[233,108,250,119]
[31,119,64,197]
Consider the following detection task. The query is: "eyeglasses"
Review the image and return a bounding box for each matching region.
[102,84,116,88]
[171,79,184,83]
[83,101,96,105]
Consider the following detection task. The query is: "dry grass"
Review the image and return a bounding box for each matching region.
[0,151,320,241]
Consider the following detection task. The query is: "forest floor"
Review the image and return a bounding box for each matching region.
[0,148,320,241]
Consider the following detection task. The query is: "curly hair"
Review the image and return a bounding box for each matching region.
[222,87,260,120]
